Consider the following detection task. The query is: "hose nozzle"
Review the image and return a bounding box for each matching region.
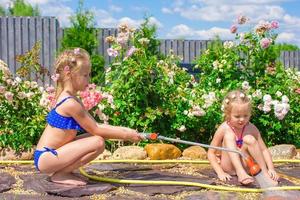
[244,156,261,176]
[139,132,159,140]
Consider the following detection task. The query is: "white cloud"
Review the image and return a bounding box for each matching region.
[277,32,295,42]
[282,14,300,28]
[130,6,149,13]
[148,16,163,28]
[190,0,289,5]
[167,24,231,40]
[163,0,300,46]
[161,7,173,14]
[92,8,163,30]
[26,0,53,4]
[119,16,163,29]
[39,3,73,27]
[109,5,122,13]
[118,17,141,28]
[93,8,118,27]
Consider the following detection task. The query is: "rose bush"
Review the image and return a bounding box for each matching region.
[94,22,215,146]
[193,16,300,146]
[0,60,47,151]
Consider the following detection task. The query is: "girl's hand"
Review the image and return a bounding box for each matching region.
[268,169,279,181]
[121,127,142,142]
[217,172,232,182]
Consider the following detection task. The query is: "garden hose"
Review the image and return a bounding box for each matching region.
[0,159,299,193]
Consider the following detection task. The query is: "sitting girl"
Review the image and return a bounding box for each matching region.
[34,48,142,186]
[207,90,278,185]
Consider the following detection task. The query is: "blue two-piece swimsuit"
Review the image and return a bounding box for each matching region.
[33,96,85,171]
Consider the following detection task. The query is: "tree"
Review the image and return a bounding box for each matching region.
[60,0,105,85]
[0,5,6,16]
[8,0,40,16]
[274,43,299,52]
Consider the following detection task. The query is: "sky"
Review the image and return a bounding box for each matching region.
[1,0,300,46]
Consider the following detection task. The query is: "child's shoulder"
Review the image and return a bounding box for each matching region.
[215,122,228,133]
[247,122,259,131]
[56,95,83,112]
[246,122,260,135]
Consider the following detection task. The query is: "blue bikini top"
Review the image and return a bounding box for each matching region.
[46,96,85,132]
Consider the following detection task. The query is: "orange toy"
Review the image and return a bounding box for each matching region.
[244,156,261,176]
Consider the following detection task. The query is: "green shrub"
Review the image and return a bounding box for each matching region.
[0,57,46,151]
[60,0,105,85]
[193,18,300,147]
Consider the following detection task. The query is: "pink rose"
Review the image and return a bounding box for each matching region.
[107,48,119,57]
[64,65,70,72]
[271,21,279,29]
[51,73,60,82]
[126,46,137,58]
[79,85,103,110]
[0,85,5,93]
[230,25,238,34]
[4,91,14,102]
[295,88,300,94]
[260,38,271,49]
[237,15,247,25]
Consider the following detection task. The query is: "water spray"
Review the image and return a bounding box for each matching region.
[140,132,261,176]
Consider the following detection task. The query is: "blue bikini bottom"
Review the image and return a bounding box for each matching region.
[33,147,58,171]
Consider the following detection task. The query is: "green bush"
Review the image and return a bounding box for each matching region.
[193,18,300,147]
[0,58,46,151]
[90,21,210,148]
[93,17,300,148]
[60,0,105,85]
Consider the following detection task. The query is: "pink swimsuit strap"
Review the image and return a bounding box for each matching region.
[226,121,247,148]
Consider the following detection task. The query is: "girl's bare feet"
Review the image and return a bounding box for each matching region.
[237,173,254,185]
[50,172,87,186]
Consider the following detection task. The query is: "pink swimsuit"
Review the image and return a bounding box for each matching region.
[227,122,246,148]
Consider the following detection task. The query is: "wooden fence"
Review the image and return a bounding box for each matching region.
[0,16,299,82]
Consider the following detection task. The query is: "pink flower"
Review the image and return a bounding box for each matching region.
[260,38,271,49]
[88,83,96,90]
[4,91,14,102]
[295,88,300,94]
[271,21,279,29]
[0,85,5,94]
[64,65,70,72]
[51,73,60,82]
[107,48,119,57]
[124,46,137,61]
[46,86,55,93]
[74,48,80,55]
[237,15,248,25]
[230,25,238,34]
[79,84,103,110]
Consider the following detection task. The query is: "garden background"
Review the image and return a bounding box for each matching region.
[0,0,299,153]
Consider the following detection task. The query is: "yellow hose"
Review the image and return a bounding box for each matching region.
[1,159,299,164]
[1,159,300,193]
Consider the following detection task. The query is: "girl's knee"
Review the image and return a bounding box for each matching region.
[243,135,257,145]
[91,136,105,153]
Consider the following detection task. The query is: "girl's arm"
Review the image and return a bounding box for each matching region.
[255,127,274,170]
[207,126,227,176]
[66,99,141,141]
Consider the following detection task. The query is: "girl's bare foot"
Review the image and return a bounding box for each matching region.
[50,172,87,186]
[238,173,254,185]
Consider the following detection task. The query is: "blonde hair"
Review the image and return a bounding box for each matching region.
[53,48,90,100]
[222,90,251,121]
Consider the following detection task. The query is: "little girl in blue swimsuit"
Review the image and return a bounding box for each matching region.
[34,48,142,186]
[207,90,278,186]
